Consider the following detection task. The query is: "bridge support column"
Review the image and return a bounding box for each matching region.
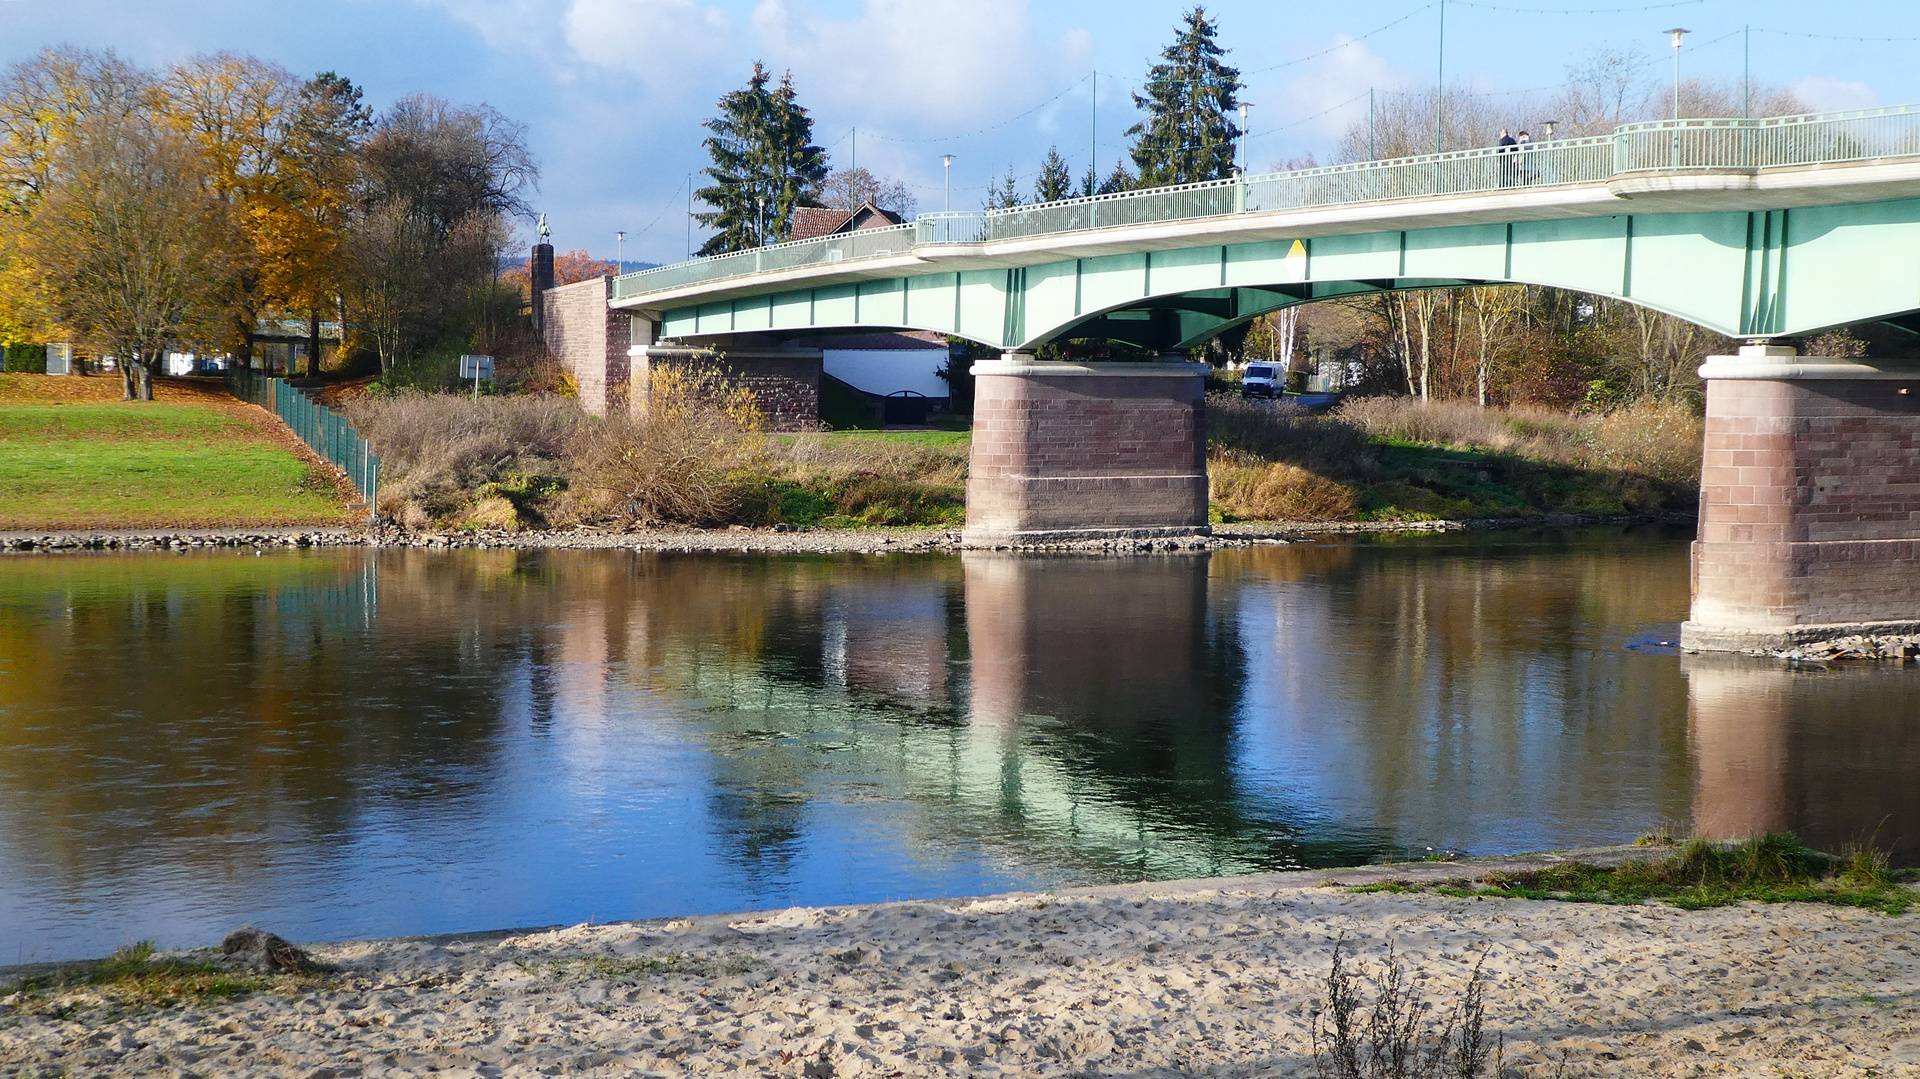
[963,354,1209,546]
[1681,344,1920,651]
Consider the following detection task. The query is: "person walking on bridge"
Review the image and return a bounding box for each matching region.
[1497,129,1518,186]
[1515,129,1534,184]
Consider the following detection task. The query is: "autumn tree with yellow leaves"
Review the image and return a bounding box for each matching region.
[0,45,535,389]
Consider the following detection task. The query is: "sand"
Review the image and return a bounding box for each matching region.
[3,861,1916,1078]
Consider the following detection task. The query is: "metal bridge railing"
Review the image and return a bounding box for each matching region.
[611,102,1920,302]
[227,368,380,505]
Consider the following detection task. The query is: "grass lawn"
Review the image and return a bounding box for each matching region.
[0,375,347,529]
[816,428,970,450]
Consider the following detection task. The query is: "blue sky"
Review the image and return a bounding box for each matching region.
[4,0,1915,264]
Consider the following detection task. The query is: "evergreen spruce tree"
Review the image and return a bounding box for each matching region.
[1096,160,1136,195]
[1034,147,1072,203]
[693,64,827,255]
[984,166,1023,210]
[1125,6,1242,187]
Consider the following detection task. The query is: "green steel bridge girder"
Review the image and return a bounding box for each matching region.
[653,198,1920,351]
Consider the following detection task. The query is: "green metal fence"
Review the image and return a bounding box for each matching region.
[611,102,1920,303]
[226,368,379,504]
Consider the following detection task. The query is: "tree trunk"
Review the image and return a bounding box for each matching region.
[308,310,322,379]
[137,360,154,401]
[119,354,137,400]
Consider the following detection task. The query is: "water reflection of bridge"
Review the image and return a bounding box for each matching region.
[5,538,1919,950]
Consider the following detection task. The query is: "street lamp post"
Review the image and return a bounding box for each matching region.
[1238,103,1250,175]
[616,230,625,272]
[942,154,953,212]
[1664,28,1689,120]
[1663,28,1689,168]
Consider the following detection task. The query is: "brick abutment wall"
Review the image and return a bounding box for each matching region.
[632,351,822,432]
[965,359,1208,544]
[1684,358,1920,651]
[541,278,630,416]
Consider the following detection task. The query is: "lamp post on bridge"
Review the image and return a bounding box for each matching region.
[616,231,625,273]
[943,154,953,213]
[1664,28,1689,169]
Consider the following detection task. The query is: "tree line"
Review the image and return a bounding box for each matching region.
[0,47,535,399]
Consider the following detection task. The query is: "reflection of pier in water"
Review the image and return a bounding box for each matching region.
[1687,655,1920,859]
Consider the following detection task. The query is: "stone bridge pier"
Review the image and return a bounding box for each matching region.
[963,355,1209,546]
[1682,344,1920,651]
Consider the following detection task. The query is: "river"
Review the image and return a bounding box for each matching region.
[2,526,1915,962]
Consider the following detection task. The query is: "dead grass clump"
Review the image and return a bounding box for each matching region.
[1208,396,1375,477]
[1596,401,1704,486]
[1336,397,1597,463]
[1211,451,1359,522]
[342,391,580,526]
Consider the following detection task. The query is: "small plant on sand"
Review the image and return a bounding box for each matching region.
[1355,833,1914,915]
[547,951,755,982]
[1,942,281,1011]
[1311,935,1502,1079]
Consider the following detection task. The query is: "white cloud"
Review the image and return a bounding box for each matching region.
[747,0,1090,131]
[562,0,736,97]
[1258,36,1413,161]
[413,0,569,59]
[1787,76,1878,113]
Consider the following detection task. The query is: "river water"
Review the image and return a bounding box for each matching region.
[2,527,1916,962]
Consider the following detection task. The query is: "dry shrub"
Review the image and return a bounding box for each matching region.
[1336,395,1702,485]
[1596,401,1704,486]
[1208,396,1375,477]
[341,391,580,525]
[1336,396,1596,463]
[1211,450,1359,522]
[566,364,769,526]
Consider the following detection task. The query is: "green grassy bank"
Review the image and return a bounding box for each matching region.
[0,375,347,530]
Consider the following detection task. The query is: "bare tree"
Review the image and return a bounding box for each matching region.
[27,114,237,399]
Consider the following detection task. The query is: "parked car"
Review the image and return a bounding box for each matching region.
[1241,363,1280,398]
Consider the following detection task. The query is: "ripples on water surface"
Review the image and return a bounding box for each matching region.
[2,526,1916,961]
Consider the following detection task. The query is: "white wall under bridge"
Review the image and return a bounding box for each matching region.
[635,196,1920,352]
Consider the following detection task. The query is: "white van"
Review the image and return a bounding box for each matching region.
[1241,363,1281,398]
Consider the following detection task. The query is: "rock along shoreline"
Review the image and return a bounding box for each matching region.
[2,851,1915,1078]
[0,512,1688,557]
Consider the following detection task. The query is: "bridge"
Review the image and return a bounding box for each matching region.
[581,105,1920,652]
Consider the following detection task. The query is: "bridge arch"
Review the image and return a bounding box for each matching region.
[649,202,1920,352]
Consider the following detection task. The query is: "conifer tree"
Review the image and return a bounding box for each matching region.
[1096,160,1135,195]
[984,165,1022,210]
[694,64,827,254]
[1034,147,1072,203]
[1126,6,1242,187]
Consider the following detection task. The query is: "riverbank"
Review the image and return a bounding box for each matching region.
[0,374,352,530]
[3,852,1914,1077]
[0,512,1689,555]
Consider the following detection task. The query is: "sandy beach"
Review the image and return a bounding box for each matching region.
[3,858,1915,1078]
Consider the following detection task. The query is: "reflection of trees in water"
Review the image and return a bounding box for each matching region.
[0,551,521,889]
[1217,529,1696,852]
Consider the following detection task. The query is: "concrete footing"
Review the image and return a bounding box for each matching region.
[1681,344,1920,651]
[962,357,1209,547]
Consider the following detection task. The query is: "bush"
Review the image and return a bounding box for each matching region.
[1211,451,1359,522]
[3,343,48,374]
[340,390,579,527]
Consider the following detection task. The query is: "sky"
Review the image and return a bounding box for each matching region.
[3,0,1917,265]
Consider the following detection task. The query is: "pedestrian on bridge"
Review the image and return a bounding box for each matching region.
[1516,130,1534,184]
[1497,129,1518,186]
